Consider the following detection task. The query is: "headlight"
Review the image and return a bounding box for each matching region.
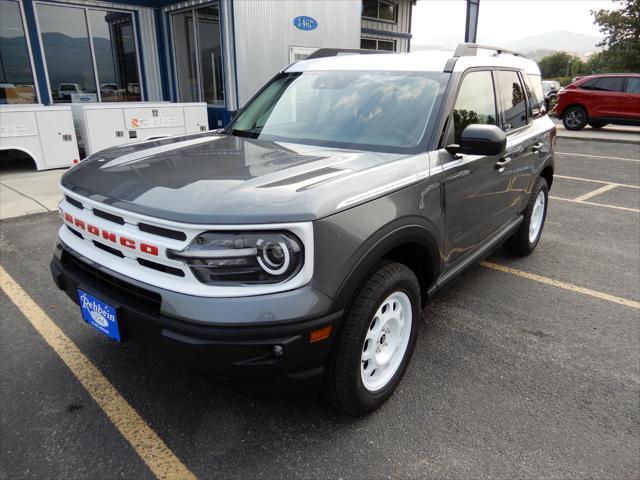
[167,231,304,285]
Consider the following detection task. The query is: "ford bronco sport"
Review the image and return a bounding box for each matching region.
[51,44,555,416]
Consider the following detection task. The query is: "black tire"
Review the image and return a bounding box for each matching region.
[562,106,588,131]
[324,262,421,416]
[504,177,549,256]
[588,121,608,129]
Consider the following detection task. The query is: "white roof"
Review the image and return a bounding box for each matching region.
[287,49,541,75]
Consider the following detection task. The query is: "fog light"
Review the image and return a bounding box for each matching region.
[273,345,284,357]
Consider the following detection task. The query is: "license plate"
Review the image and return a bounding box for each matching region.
[77,289,120,342]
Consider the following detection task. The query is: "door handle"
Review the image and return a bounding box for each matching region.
[495,157,511,171]
[531,142,543,153]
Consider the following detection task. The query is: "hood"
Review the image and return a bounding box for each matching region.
[62,133,429,224]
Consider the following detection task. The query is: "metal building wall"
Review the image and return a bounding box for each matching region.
[232,0,361,107]
[361,0,412,52]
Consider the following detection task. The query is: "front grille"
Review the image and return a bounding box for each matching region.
[138,222,187,241]
[61,249,161,315]
[92,240,124,258]
[137,258,185,277]
[65,195,83,210]
[93,208,125,225]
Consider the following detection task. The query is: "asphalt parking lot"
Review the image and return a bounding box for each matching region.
[1,137,639,479]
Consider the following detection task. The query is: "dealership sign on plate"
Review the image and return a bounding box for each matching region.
[293,16,318,31]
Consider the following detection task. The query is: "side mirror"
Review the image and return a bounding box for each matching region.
[446,124,507,156]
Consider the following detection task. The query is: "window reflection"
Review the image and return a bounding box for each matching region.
[37,4,141,103]
[197,6,224,105]
[172,3,225,105]
[0,0,37,104]
[89,10,141,102]
[38,4,97,103]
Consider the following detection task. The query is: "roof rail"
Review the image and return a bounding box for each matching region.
[453,43,525,58]
[306,48,391,60]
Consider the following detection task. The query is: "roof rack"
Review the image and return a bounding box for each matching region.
[453,43,525,58]
[306,48,391,60]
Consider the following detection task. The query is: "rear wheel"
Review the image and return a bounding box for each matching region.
[324,262,421,416]
[504,177,549,256]
[562,106,587,130]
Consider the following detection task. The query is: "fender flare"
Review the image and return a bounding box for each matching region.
[330,216,442,312]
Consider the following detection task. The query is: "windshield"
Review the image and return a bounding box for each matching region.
[229,70,448,153]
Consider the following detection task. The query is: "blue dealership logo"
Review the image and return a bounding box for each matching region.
[293,16,318,31]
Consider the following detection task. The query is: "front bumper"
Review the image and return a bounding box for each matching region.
[50,239,341,389]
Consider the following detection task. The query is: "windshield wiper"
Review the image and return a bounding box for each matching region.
[230,128,261,139]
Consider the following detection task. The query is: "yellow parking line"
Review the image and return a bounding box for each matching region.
[550,196,640,213]
[573,183,619,202]
[0,266,197,480]
[481,261,640,310]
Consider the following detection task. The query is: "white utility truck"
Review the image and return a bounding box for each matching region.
[70,102,209,156]
[0,104,80,170]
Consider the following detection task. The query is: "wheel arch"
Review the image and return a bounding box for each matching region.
[561,103,589,119]
[0,146,41,170]
[330,219,442,312]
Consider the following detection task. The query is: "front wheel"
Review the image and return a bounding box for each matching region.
[504,177,549,256]
[562,106,588,130]
[324,262,421,416]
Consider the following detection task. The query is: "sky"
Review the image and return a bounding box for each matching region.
[411,0,620,47]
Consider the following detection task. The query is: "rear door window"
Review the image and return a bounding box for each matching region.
[589,77,626,92]
[523,73,544,119]
[625,77,640,94]
[496,70,527,131]
[451,70,497,143]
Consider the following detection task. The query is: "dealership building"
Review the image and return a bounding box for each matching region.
[0,0,415,128]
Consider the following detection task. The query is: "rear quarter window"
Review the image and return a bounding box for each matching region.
[526,74,545,115]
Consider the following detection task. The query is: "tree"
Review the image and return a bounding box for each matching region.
[538,52,585,78]
[592,0,640,72]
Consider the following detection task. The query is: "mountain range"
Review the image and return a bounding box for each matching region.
[411,30,603,59]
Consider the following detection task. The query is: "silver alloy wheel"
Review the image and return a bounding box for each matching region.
[565,110,583,128]
[529,190,546,243]
[360,291,412,392]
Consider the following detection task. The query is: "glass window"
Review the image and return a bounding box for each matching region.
[452,70,497,143]
[626,77,640,94]
[360,37,395,52]
[230,70,447,153]
[0,0,37,104]
[362,0,397,22]
[89,10,141,102]
[38,4,97,103]
[172,4,224,105]
[197,5,223,105]
[172,11,198,102]
[496,70,527,131]
[37,4,142,103]
[528,74,545,113]
[594,77,625,92]
[378,1,397,21]
[360,38,377,50]
[362,0,377,18]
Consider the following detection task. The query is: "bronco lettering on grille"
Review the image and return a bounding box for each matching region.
[62,210,159,256]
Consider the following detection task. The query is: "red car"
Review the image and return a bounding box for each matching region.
[553,73,640,130]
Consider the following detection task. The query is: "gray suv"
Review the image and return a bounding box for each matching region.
[50,44,555,415]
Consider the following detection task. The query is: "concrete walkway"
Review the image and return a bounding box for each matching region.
[1,168,66,220]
